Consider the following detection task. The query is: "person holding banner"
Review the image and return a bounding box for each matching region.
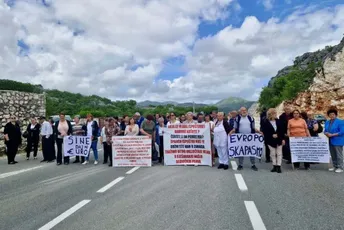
[230,107,262,171]
[125,118,139,136]
[106,117,121,167]
[214,112,231,170]
[167,112,180,125]
[140,115,158,162]
[72,115,86,164]
[261,109,285,173]
[287,109,311,170]
[184,112,197,124]
[205,114,215,166]
[54,113,73,165]
[156,117,166,163]
[325,108,344,173]
[83,114,99,165]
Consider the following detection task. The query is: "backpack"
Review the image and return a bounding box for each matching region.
[235,115,255,133]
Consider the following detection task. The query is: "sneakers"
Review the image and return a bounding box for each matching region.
[329,168,336,172]
[94,161,98,165]
[82,161,89,165]
[335,168,343,173]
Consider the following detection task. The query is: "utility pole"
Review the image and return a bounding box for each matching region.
[193,101,195,114]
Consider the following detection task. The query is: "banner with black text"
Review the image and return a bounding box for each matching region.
[290,137,330,163]
[228,134,264,158]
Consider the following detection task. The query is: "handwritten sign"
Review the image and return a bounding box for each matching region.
[63,136,91,156]
[112,136,152,167]
[290,137,330,163]
[163,124,212,166]
[228,134,264,158]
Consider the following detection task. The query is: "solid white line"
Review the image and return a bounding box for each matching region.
[126,167,140,175]
[0,166,44,179]
[38,199,91,230]
[244,201,267,230]
[97,177,125,193]
[97,149,102,151]
[231,161,238,170]
[234,174,248,192]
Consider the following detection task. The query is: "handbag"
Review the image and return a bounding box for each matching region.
[22,131,28,138]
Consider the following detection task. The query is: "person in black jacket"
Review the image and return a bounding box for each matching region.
[25,118,41,160]
[214,112,231,170]
[54,113,73,165]
[262,108,285,173]
[4,115,22,165]
[279,106,293,163]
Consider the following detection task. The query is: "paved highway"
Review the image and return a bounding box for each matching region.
[1,149,344,230]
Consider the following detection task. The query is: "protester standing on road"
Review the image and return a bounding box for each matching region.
[25,118,41,160]
[214,112,231,170]
[100,119,109,164]
[83,114,99,165]
[156,117,166,163]
[306,112,320,137]
[72,116,86,164]
[325,108,344,173]
[40,116,54,163]
[184,112,197,124]
[230,107,262,171]
[54,113,73,165]
[140,115,158,162]
[261,109,285,173]
[205,114,215,166]
[4,115,21,165]
[260,108,271,163]
[105,118,120,167]
[125,117,139,136]
[279,106,293,164]
[287,109,311,170]
[120,115,129,136]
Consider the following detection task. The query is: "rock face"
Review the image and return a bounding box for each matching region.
[0,90,46,155]
[283,39,344,116]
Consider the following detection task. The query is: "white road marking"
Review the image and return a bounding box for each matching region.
[38,199,91,230]
[234,174,248,192]
[97,177,125,193]
[126,167,140,175]
[244,201,267,230]
[97,148,102,151]
[0,166,44,179]
[230,161,238,170]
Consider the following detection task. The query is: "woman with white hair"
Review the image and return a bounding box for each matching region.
[183,112,196,124]
[214,112,231,170]
[156,117,166,163]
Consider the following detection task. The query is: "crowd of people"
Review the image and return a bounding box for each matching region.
[3,106,344,174]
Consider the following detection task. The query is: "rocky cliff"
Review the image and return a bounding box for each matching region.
[0,90,46,155]
[283,38,344,116]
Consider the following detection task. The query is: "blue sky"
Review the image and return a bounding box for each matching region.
[2,0,344,102]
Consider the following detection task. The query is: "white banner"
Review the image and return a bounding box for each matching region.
[163,124,212,166]
[63,136,92,157]
[228,134,264,158]
[290,137,330,163]
[112,136,152,167]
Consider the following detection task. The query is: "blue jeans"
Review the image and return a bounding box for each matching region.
[86,140,98,161]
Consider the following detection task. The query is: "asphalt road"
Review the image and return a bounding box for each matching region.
[1,148,344,230]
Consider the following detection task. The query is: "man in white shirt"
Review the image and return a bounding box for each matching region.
[40,116,54,162]
[230,107,262,171]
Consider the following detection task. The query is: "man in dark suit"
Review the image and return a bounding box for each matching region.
[279,106,293,164]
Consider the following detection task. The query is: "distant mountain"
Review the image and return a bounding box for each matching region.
[215,97,255,113]
[137,96,255,113]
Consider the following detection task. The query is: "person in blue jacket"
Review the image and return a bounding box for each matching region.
[325,108,344,173]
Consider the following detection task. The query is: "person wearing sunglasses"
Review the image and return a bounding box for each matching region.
[4,115,22,165]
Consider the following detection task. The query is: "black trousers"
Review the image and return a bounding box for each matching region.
[75,156,85,162]
[265,142,271,162]
[282,138,291,161]
[294,162,310,169]
[159,136,164,162]
[56,138,69,164]
[103,142,111,163]
[42,136,55,161]
[26,138,39,158]
[6,142,19,163]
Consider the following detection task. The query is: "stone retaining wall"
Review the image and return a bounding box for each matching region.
[0,90,46,156]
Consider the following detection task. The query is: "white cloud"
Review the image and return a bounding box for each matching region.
[262,0,274,10]
[0,1,344,104]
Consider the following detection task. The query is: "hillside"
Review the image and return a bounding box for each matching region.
[215,97,255,112]
[258,37,344,114]
[0,79,218,117]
